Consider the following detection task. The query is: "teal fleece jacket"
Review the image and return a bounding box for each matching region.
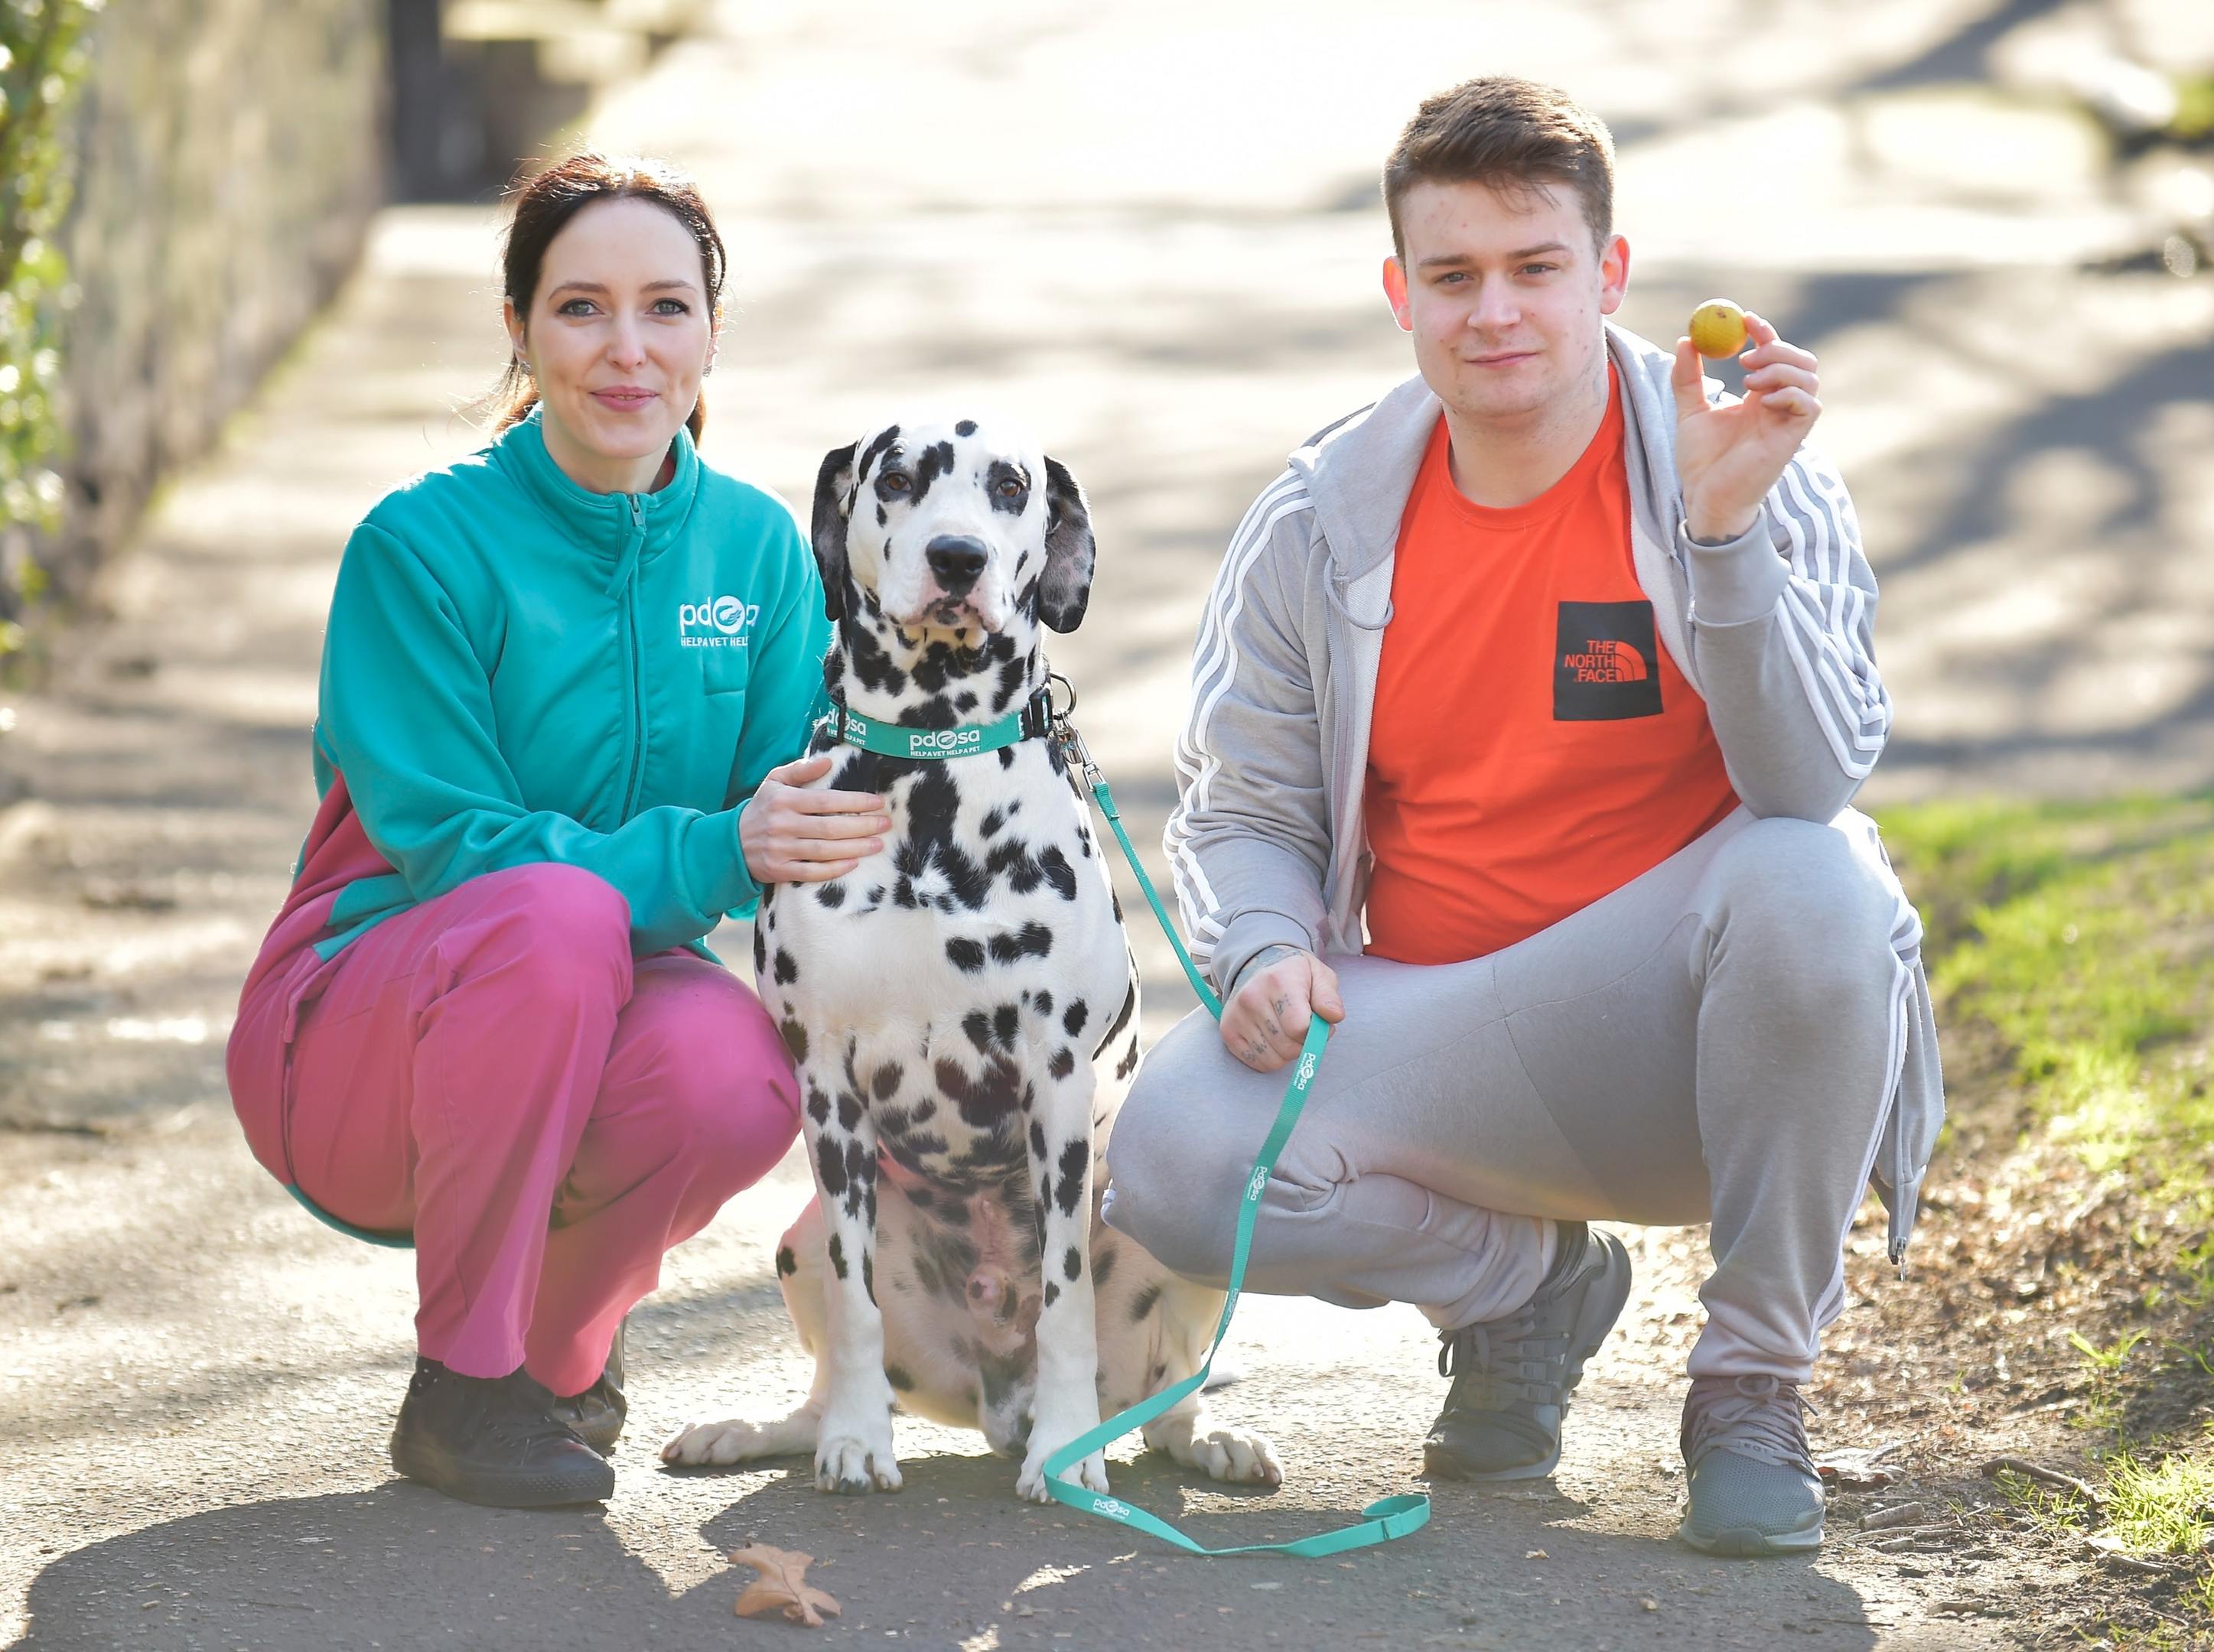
[309,408,831,961]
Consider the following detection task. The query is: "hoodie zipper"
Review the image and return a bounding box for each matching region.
[618,493,647,818]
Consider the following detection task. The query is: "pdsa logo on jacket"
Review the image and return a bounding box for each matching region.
[677,596,760,648]
[1554,600,1662,720]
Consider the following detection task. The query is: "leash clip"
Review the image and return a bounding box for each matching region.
[1060,721,1105,792]
[1044,671,1105,789]
[1054,713,1105,792]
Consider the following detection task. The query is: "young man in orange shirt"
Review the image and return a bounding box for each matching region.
[1102,77,1942,1556]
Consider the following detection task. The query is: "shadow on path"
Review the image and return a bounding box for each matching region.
[13,1459,1902,1652]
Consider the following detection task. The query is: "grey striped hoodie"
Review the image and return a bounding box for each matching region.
[1161,320,1943,1266]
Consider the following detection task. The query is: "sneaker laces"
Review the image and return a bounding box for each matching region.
[1437,1308,1574,1410]
[1681,1374,1818,1475]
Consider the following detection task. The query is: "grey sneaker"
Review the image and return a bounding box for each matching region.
[1423,1221,1633,1481]
[1678,1374,1825,1556]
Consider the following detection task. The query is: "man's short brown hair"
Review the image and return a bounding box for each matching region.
[1382,77,1617,261]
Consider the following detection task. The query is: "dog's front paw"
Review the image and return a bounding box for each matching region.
[1144,1411,1284,1487]
[662,1417,775,1467]
[1017,1444,1106,1503]
[1190,1424,1283,1486]
[816,1429,903,1494]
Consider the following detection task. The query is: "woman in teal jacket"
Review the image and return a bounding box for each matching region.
[226,153,884,1509]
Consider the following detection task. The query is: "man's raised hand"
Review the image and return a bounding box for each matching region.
[1670,310,1822,545]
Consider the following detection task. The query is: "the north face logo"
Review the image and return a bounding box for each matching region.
[1561,638,1649,685]
[1554,600,1662,720]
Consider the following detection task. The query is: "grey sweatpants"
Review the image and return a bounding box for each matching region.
[1101,807,1913,1382]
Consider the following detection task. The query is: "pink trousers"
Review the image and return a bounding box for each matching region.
[227,861,799,1397]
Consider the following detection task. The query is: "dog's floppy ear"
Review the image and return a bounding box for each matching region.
[809,441,858,622]
[1038,455,1096,634]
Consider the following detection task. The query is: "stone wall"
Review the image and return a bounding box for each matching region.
[47,0,386,608]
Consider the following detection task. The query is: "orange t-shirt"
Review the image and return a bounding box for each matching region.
[1363,373,1739,965]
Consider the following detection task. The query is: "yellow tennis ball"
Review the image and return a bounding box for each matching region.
[1688,300,1748,359]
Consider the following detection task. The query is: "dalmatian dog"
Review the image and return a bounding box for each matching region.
[663,415,1280,1502]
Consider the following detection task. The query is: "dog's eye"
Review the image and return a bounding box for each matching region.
[882,473,911,493]
[995,479,1023,498]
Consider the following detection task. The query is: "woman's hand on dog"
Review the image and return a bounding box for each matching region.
[1220,946,1345,1072]
[741,754,890,883]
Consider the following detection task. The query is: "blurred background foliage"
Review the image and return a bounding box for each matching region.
[0,0,96,662]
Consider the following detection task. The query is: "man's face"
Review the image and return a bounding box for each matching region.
[1382,178,1629,428]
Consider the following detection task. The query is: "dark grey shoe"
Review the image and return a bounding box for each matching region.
[389,1357,615,1508]
[1423,1221,1633,1481]
[1678,1374,1825,1556]
[551,1319,627,1456]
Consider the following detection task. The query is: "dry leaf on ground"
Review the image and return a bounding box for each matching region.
[1815,1446,1903,1491]
[731,1543,843,1628]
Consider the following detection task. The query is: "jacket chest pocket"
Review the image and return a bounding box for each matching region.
[692,638,752,696]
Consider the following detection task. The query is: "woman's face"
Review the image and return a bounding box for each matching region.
[506,196,715,489]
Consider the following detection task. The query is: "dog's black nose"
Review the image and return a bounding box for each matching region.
[925,535,988,593]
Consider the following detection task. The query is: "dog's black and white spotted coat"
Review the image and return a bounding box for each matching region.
[663,415,1278,1501]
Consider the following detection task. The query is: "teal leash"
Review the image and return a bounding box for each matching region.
[821,678,1427,1551]
[1034,702,1430,1556]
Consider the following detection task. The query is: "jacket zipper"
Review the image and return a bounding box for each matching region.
[619,494,647,818]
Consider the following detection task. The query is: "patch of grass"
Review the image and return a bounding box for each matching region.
[2105,1446,2214,1557]
[1880,794,2214,1633]
[2070,1328,2155,1437]
[1877,793,2213,950]
[1993,1463,2096,1537]
[1878,792,2214,1209]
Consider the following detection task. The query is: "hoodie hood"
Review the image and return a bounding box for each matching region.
[1288,322,1724,609]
